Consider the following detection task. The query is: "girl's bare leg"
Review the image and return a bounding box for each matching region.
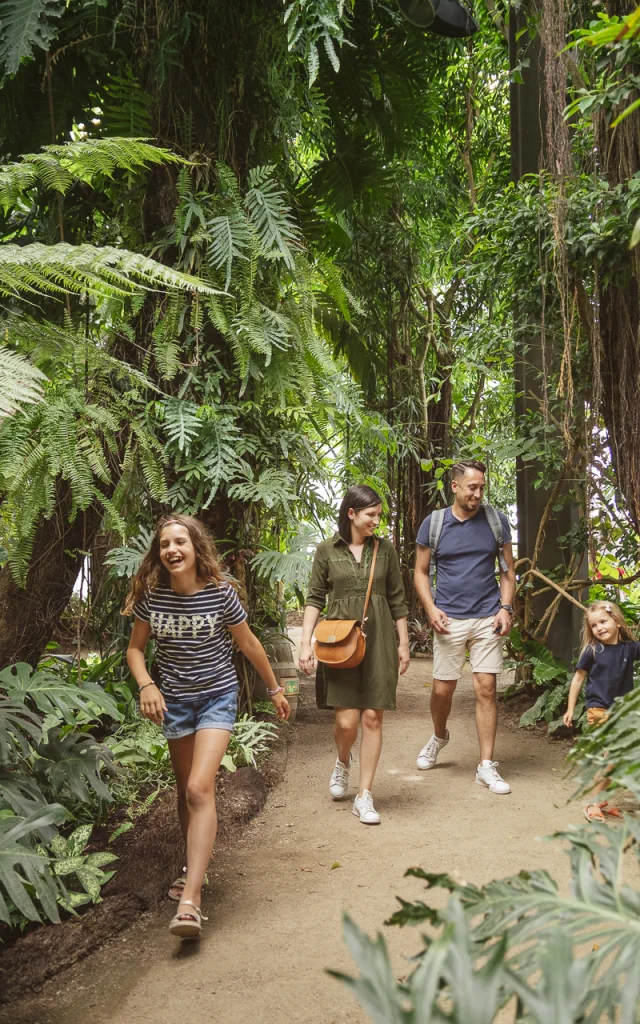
[168,728,231,910]
[168,733,195,841]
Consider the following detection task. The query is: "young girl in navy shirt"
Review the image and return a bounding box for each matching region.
[563,600,640,822]
[125,514,290,937]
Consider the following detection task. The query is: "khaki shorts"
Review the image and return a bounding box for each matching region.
[433,616,504,680]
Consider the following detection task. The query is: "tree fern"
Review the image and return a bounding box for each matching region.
[0,138,180,212]
[0,344,46,419]
[0,0,62,76]
[0,243,221,301]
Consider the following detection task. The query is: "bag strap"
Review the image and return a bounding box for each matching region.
[428,508,446,586]
[362,539,379,623]
[428,508,446,556]
[483,504,508,573]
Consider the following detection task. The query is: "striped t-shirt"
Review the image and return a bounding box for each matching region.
[133,582,248,702]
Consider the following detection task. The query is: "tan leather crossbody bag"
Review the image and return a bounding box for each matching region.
[313,539,379,670]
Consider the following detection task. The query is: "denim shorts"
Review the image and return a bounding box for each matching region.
[162,690,238,740]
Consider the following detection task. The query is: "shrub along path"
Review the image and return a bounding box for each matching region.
[5,660,582,1024]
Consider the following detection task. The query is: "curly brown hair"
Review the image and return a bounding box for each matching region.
[122,514,225,615]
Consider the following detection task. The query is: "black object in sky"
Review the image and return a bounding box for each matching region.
[398,0,479,37]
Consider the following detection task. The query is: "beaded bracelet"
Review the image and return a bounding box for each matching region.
[267,685,284,696]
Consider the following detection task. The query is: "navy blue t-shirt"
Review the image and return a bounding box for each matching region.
[575,641,640,709]
[416,506,512,618]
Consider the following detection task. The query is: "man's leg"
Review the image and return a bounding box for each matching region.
[471,672,497,761]
[431,678,457,740]
[417,621,466,770]
[469,618,510,793]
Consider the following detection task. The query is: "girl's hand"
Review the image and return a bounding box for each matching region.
[298,643,315,676]
[271,691,291,721]
[563,709,574,728]
[398,643,410,676]
[139,683,167,725]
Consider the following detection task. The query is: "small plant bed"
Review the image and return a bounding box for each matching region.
[0,653,288,998]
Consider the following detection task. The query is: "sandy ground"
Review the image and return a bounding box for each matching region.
[6,658,583,1024]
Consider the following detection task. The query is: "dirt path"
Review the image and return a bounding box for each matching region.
[6,660,582,1024]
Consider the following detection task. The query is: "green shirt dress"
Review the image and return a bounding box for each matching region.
[306,534,408,711]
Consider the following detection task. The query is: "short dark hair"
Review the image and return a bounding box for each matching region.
[450,459,486,482]
[337,485,383,542]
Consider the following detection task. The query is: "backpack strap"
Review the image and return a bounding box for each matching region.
[428,507,446,586]
[483,504,509,573]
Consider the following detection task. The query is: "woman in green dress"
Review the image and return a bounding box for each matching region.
[298,485,409,824]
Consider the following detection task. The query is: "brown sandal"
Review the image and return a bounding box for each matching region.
[599,801,623,818]
[169,900,208,938]
[168,867,187,901]
[584,803,606,823]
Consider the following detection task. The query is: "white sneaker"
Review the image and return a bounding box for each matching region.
[352,789,381,825]
[476,760,511,795]
[416,730,449,770]
[329,754,352,800]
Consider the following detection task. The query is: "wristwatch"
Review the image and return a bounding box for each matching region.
[499,603,514,614]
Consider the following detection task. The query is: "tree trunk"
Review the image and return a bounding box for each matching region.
[0,483,102,669]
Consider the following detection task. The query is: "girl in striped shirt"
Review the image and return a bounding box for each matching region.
[125,514,290,938]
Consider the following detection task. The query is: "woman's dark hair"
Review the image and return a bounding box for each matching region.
[337,485,383,542]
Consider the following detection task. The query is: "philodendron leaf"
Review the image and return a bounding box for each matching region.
[0,769,59,840]
[0,804,68,924]
[34,729,119,803]
[0,662,121,724]
[0,696,42,762]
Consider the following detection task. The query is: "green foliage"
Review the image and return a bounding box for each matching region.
[0,662,121,724]
[336,818,640,1022]
[225,714,280,771]
[91,72,154,138]
[0,0,61,76]
[34,729,118,804]
[50,824,117,909]
[0,242,220,301]
[0,344,46,419]
[567,685,640,800]
[506,630,577,731]
[104,527,154,579]
[0,137,181,213]
[251,529,314,590]
[284,0,352,85]
[0,804,68,924]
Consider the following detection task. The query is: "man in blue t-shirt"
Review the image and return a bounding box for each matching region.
[414,460,516,795]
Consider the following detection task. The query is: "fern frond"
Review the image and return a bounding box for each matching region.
[0,344,46,418]
[245,169,301,268]
[0,244,222,300]
[163,399,201,452]
[207,210,250,291]
[0,138,180,212]
[92,73,153,138]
